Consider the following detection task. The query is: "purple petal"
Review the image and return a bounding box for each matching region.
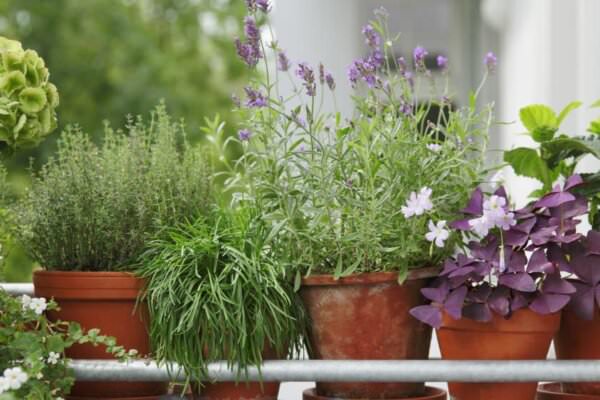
[421,287,448,303]
[499,272,537,292]
[513,217,537,234]
[504,229,529,247]
[462,187,483,215]
[564,174,584,190]
[450,218,472,230]
[569,282,595,320]
[595,285,600,310]
[529,293,570,314]
[550,196,588,219]
[571,253,600,286]
[511,292,531,311]
[488,287,511,316]
[547,243,572,273]
[535,191,576,209]
[467,284,492,302]
[463,303,492,322]
[530,226,558,246]
[443,286,467,320]
[586,230,600,256]
[542,273,576,294]
[527,248,555,274]
[440,259,459,276]
[507,249,527,273]
[469,237,498,261]
[409,305,442,328]
[494,186,509,201]
[448,266,475,279]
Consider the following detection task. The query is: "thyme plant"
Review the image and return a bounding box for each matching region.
[137,203,306,383]
[218,4,494,280]
[12,104,211,271]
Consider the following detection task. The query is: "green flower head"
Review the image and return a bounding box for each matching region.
[0,36,58,150]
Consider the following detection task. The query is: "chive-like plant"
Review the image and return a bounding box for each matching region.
[136,203,307,382]
[215,5,495,280]
[11,104,211,271]
[410,175,586,328]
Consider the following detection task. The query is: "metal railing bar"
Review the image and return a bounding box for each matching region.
[71,360,600,382]
[1,282,34,296]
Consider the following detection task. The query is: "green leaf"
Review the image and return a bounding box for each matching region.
[541,137,600,169]
[19,87,47,113]
[46,335,65,353]
[519,104,558,142]
[397,269,408,285]
[591,99,600,108]
[557,101,582,125]
[588,119,600,135]
[504,147,551,186]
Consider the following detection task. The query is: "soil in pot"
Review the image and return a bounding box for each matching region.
[537,383,600,400]
[33,270,167,399]
[554,306,600,395]
[299,269,436,399]
[437,308,560,400]
[302,386,447,400]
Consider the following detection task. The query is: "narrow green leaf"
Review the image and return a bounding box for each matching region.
[557,100,582,125]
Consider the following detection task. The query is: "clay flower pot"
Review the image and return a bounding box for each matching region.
[554,306,600,395]
[437,308,560,400]
[300,269,437,399]
[33,270,167,399]
[196,382,279,400]
[302,386,447,400]
[537,383,600,400]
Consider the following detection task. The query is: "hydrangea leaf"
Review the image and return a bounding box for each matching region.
[504,147,551,187]
[519,104,558,142]
[557,101,582,125]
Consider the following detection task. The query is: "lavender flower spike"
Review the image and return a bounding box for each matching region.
[325,73,335,91]
[413,46,428,66]
[361,24,381,49]
[437,55,448,70]
[277,51,290,72]
[238,129,252,141]
[484,51,498,72]
[244,86,267,108]
[296,62,317,96]
[256,0,270,13]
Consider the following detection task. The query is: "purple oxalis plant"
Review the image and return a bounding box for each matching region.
[410,175,587,328]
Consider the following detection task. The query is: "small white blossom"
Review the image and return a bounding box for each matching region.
[47,352,60,365]
[401,187,433,218]
[427,143,442,152]
[3,366,28,390]
[497,212,517,231]
[425,220,449,247]
[469,215,493,237]
[483,195,506,215]
[29,297,47,315]
[0,377,8,394]
[20,294,32,310]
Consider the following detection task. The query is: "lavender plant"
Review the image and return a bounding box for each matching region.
[211,4,495,280]
[410,175,587,328]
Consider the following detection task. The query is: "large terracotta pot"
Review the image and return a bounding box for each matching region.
[537,383,600,400]
[554,306,600,395]
[437,308,561,400]
[33,270,167,399]
[302,386,447,400]
[299,269,436,399]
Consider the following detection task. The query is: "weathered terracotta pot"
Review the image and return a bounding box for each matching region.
[302,386,447,399]
[33,270,167,399]
[537,383,600,400]
[437,308,560,400]
[554,306,600,395]
[300,269,436,399]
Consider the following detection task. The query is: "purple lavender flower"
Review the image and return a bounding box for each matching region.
[436,55,448,70]
[245,0,256,11]
[413,46,428,66]
[238,129,252,141]
[325,73,335,91]
[319,63,325,84]
[347,63,360,87]
[244,86,267,108]
[403,71,414,88]
[361,24,381,49]
[277,51,290,71]
[484,51,497,72]
[235,38,258,67]
[296,62,316,96]
[369,49,384,69]
[256,0,270,12]
[244,16,260,44]
[400,100,413,116]
[397,56,407,73]
[231,93,241,107]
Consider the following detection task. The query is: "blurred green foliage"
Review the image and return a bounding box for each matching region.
[0,0,253,281]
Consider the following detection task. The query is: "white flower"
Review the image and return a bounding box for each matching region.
[36,372,43,379]
[497,211,517,231]
[47,352,60,365]
[483,195,506,215]
[0,377,8,394]
[3,366,28,390]
[425,220,450,248]
[401,187,434,218]
[20,294,32,310]
[427,143,442,152]
[29,297,47,315]
[469,215,493,237]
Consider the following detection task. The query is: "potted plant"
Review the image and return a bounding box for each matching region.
[10,104,212,399]
[229,4,493,399]
[503,101,600,397]
[0,288,136,400]
[410,175,587,400]
[136,198,307,400]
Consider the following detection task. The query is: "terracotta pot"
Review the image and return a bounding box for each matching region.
[300,269,437,399]
[302,386,447,400]
[554,306,600,395]
[437,308,561,400]
[33,270,167,399]
[195,346,281,400]
[537,383,600,400]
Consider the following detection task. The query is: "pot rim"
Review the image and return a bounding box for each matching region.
[301,266,440,286]
[537,382,600,399]
[439,308,561,334]
[302,386,447,400]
